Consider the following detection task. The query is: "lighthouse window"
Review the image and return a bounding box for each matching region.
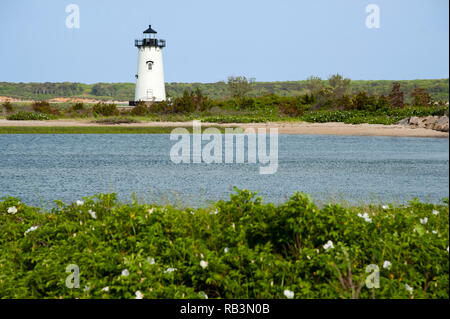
[147,61,154,70]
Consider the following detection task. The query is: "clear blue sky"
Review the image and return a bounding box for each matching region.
[0,0,448,83]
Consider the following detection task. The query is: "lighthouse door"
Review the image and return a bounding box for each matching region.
[146,89,154,100]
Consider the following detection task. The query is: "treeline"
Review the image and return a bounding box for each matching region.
[0,78,448,102]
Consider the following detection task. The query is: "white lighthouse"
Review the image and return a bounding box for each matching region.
[134,25,166,102]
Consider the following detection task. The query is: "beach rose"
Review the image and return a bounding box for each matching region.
[7,206,18,214]
[323,240,334,251]
[76,200,84,206]
[24,225,38,236]
[432,209,439,215]
[283,289,295,299]
[405,284,413,294]
[135,290,143,299]
[358,212,372,223]
[121,269,130,277]
[420,217,428,225]
[224,247,229,253]
[200,260,208,269]
[88,210,97,219]
[383,261,392,270]
[164,267,176,273]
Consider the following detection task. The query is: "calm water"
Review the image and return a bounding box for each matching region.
[0,134,448,207]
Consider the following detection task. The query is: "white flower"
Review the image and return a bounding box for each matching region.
[447,247,449,253]
[76,200,84,206]
[323,240,334,251]
[224,247,229,253]
[7,206,18,214]
[283,289,295,299]
[357,212,372,223]
[405,284,413,294]
[420,217,428,225]
[24,225,38,236]
[198,291,208,299]
[135,290,143,299]
[146,257,155,265]
[432,230,438,234]
[121,269,130,277]
[200,260,208,269]
[101,286,110,292]
[210,209,218,215]
[432,210,439,215]
[84,285,90,292]
[383,261,392,270]
[382,205,389,210]
[88,210,97,219]
[164,267,177,273]
[148,208,154,214]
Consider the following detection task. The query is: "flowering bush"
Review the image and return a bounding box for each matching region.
[0,190,448,299]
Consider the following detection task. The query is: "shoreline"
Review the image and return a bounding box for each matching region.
[0,119,448,138]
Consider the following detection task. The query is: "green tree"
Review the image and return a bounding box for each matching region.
[227,76,253,99]
[410,87,432,106]
[388,82,405,108]
[305,76,324,95]
[328,74,351,98]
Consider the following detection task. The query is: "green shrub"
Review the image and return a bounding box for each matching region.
[130,102,149,116]
[71,103,84,111]
[31,101,60,115]
[0,189,447,299]
[2,101,14,113]
[6,111,52,120]
[92,103,119,116]
[94,117,139,124]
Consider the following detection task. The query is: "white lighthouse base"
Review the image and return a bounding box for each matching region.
[135,46,166,102]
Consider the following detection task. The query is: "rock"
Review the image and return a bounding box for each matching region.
[433,116,449,132]
[397,118,410,126]
[422,116,439,129]
[406,115,449,132]
[409,117,420,127]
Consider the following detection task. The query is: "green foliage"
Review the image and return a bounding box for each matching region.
[31,101,60,115]
[410,88,432,107]
[94,117,139,125]
[92,103,119,117]
[71,103,84,112]
[130,102,149,116]
[388,82,405,108]
[2,101,14,113]
[0,190,448,299]
[0,79,448,102]
[6,111,53,120]
[300,105,448,124]
[227,76,253,99]
[328,74,351,98]
[351,92,378,111]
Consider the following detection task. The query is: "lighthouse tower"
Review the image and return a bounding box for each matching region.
[134,25,166,102]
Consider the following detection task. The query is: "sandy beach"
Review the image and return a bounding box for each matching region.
[0,119,448,138]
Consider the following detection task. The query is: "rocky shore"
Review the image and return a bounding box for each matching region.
[398,115,449,132]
